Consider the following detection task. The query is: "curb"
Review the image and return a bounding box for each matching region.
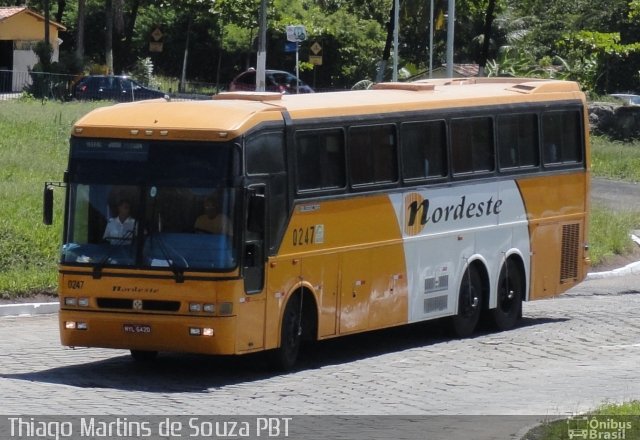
[585,260,640,280]
[0,302,59,317]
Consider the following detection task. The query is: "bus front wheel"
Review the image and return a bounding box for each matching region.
[452,267,482,338]
[269,295,302,371]
[491,260,523,331]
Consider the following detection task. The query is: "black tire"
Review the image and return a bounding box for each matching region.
[269,295,302,371]
[491,260,523,331]
[130,350,158,362]
[452,266,483,338]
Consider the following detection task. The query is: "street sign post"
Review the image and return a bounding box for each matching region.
[286,25,306,93]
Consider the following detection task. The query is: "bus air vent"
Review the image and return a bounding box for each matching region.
[424,295,448,314]
[372,82,435,92]
[560,223,580,282]
[424,275,449,293]
[213,92,282,101]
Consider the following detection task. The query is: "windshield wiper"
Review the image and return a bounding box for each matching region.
[148,232,187,283]
[92,230,135,279]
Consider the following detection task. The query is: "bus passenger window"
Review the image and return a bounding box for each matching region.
[401,120,447,181]
[542,110,582,165]
[295,130,345,192]
[497,114,539,170]
[246,132,285,175]
[451,117,494,175]
[349,125,398,186]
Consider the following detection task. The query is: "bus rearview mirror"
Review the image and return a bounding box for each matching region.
[43,184,54,226]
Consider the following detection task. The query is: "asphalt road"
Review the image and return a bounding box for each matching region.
[591,176,640,211]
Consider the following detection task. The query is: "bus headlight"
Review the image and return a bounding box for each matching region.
[203,304,215,313]
[64,297,77,306]
[189,303,202,313]
[78,297,89,307]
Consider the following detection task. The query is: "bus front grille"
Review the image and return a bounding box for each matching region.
[97,298,181,312]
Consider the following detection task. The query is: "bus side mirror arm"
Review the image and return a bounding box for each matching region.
[43,181,66,226]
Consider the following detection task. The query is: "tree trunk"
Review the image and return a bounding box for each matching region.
[377,2,396,82]
[478,0,497,76]
[119,0,140,71]
[76,0,85,64]
[105,0,113,74]
[55,0,66,24]
[44,0,50,51]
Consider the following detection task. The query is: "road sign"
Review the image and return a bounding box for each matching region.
[309,55,323,66]
[151,28,163,42]
[149,42,163,53]
[286,25,307,42]
[310,41,322,55]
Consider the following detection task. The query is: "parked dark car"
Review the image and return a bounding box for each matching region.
[229,68,314,94]
[74,75,166,102]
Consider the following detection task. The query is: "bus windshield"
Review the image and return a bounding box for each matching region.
[62,138,241,271]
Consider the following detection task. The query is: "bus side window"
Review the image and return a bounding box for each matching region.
[497,114,539,170]
[451,117,494,175]
[348,124,398,186]
[542,110,582,165]
[245,132,285,175]
[401,120,447,182]
[295,129,346,192]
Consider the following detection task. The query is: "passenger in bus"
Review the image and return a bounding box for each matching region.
[194,195,232,235]
[103,199,136,245]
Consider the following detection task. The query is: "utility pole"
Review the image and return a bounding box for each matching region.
[392,0,399,81]
[446,0,455,78]
[256,0,267,91]
[429,0,434,78]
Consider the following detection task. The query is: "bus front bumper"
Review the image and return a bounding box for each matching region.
[59,309,237,355]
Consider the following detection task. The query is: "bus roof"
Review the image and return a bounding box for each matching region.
[72,78,585,142]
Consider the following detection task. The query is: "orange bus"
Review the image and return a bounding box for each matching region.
[44,78,590,369]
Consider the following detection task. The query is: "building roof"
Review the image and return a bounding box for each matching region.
[0,6,66,30]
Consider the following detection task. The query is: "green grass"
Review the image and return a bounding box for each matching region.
[592,135,640,182]
[0,99,106,298]
[589,206,640,266]
[522,401,640,439]
[0,102,639,297]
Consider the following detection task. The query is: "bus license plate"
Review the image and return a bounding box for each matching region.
[123,324,151,334]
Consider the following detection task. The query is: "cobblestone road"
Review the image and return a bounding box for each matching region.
[1,275,639,420]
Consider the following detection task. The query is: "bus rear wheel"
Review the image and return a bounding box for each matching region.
[491,260,523,331]
[452,267,482,338]
[269,295,302,371]
[130,350,158,362]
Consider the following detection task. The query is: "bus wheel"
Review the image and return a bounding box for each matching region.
[492,260,523,331]
[452,267,482,338]
[269,295,302,371]
[130,350,158,362]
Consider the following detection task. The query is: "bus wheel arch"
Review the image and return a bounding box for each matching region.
[491,256,525,331]
[269,286,318,371]
[452,260,488,338]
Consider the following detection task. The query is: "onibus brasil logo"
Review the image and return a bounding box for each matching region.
[567,416,632,439]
